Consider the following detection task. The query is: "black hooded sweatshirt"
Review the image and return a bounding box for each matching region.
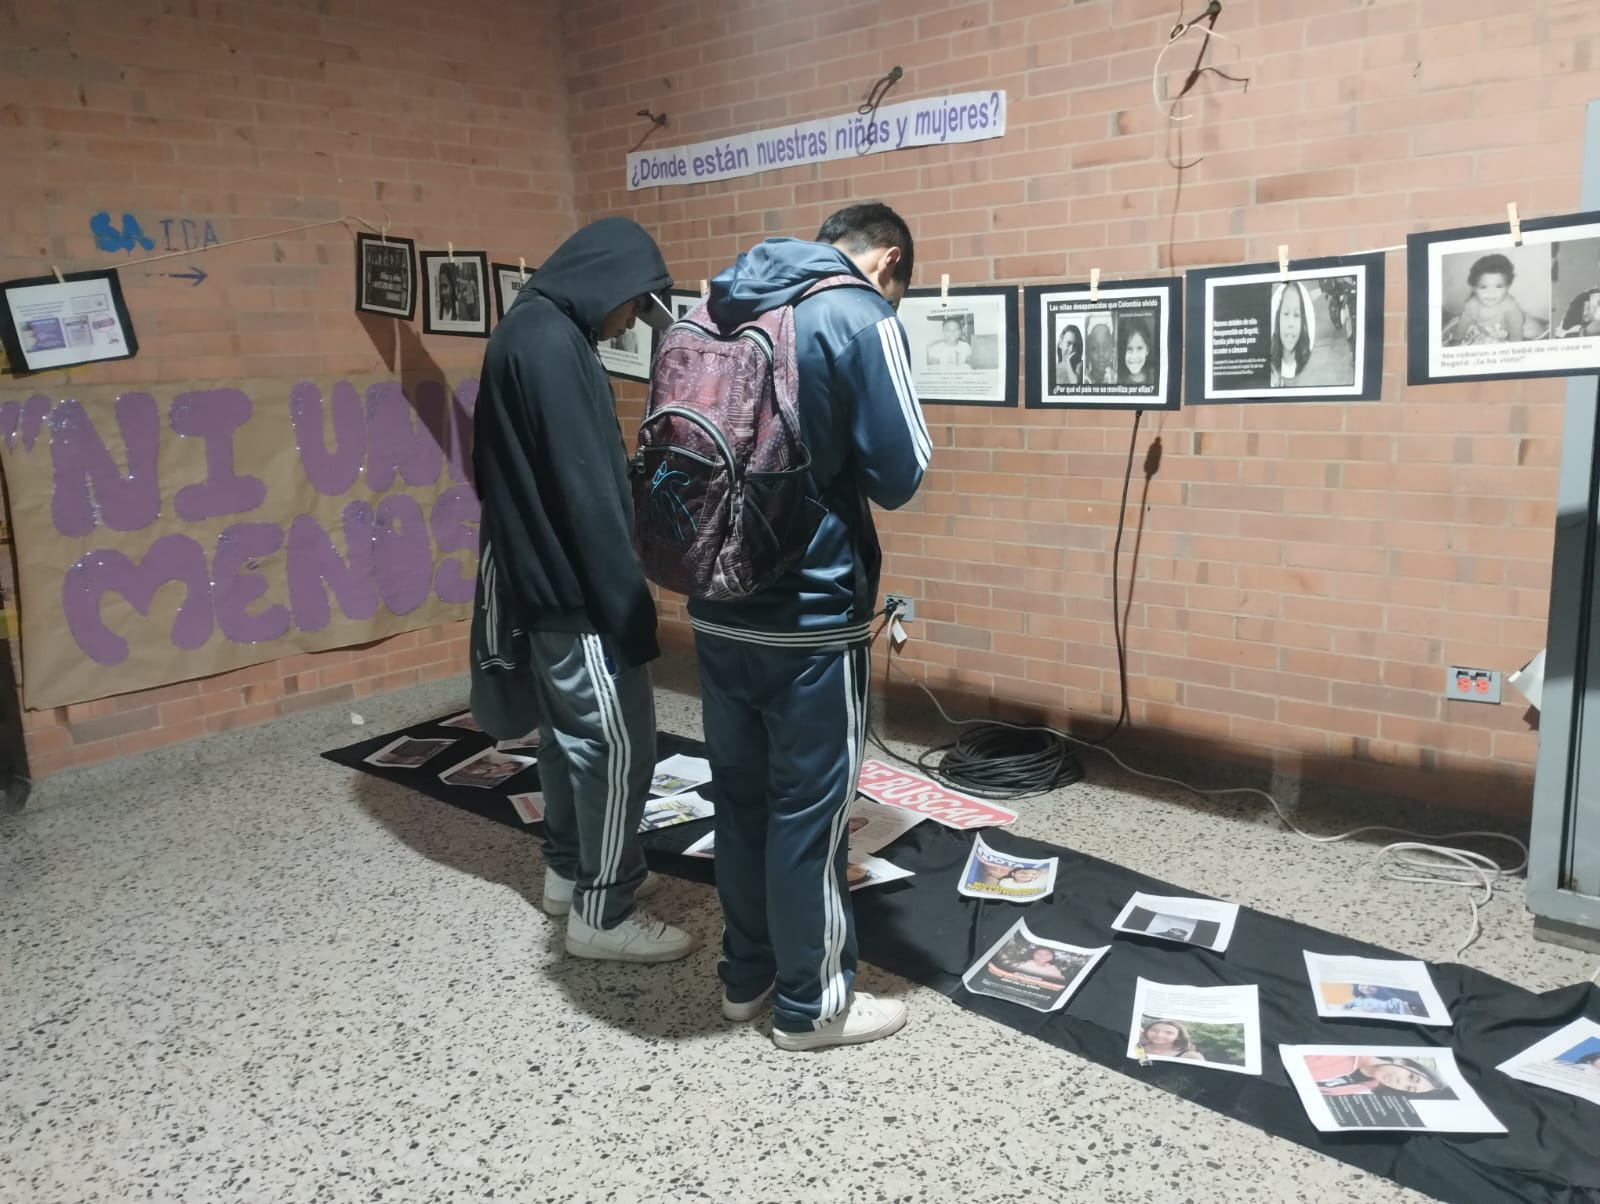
[470,217,671,673]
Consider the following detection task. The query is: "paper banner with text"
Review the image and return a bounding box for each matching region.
[626,90,1007,191]
[0,376,480,709]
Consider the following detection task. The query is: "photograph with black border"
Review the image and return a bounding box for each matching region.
[897,284,1019,408]
[354,232,416,320]
[0,268,139,375]
[1406,209,1600,385]
[1024,277,1180,409]
[668,288,705,323]
[596,311,654,382]
[491,261,534,321]
[1184,252,1384,404]
[420,249,491,338]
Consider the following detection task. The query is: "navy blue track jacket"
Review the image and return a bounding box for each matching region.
[688,238,931,645]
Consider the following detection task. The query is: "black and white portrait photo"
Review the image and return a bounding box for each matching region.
[897,284,1018,407]
[596,313,654,381]
[1024,278,1181,409]
[1407,209,1600,384]
[1185,253,1383,404]
[492,262,534,320]
[668,288,705,322]
[420,249,490,337]
[354,232,416,320]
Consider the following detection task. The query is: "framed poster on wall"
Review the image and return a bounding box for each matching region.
[491,261,534,320]
[0,269,139,375]
[354,232,416,320]
[1184,253,1384,404]
[1024,277,1181,409]
[896,284,1019,408]
[1407,209,1600,385]
[420,249,490,338]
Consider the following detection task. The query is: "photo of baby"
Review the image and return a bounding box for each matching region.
[1439,247,1550,346]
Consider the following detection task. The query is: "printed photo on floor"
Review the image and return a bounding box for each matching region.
[961,916,1108,1013]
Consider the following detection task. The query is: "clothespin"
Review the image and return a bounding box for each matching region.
[1507,202,1521,245]
[1089,268,1100,302]
[940,273,950,302]
[889,616,908,652]
[699,279,709,297]
[448,241,455,262]
[379,219,390,245]
[518,256,528,282]
[1277,245,1289,278]
[51,265,64,283]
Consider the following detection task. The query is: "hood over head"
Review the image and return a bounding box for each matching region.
[519,216,672,338]
[707,238,869,328]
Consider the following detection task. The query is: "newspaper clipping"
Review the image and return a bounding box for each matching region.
[962,917,1108,1013]
[957,832,1059,902]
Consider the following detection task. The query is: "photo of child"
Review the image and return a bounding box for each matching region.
[438,748,536,790]
[1083,316,1117,384]
[1118,313,1157,385]
[1554,237,1600,338]
[926,313,973,367]
[1269,280,1313,385]
[1136,1016,1250,1067]
[364,736,455,770]
[1439,245,1551,346]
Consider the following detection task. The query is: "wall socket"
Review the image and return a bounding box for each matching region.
[1445,665,1502,704]
[884,594,916,622]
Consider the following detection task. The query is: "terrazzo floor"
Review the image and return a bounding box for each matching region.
[2,657,1593,1204]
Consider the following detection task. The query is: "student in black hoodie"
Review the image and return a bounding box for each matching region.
[469,217,694,964]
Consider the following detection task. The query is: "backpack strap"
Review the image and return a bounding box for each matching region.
[799,273,879,302]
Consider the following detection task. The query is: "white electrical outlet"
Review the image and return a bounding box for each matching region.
[884,594,915,622]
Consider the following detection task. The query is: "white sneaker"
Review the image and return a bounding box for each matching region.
[721,983,774,1022]
[565,908,696,963]
[541,870,660,917]
[771,993,907,1051]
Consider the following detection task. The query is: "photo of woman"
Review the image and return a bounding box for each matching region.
[1138,1018,1206,1062]
[1054,319,1082,385]
[1304,1053,1454,1099]
[1338,983,1427,1018]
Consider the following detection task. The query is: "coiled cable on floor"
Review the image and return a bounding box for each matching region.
[915,723,1084,799]
[866,606,1084,800]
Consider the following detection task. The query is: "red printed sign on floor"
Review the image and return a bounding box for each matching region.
[856,760,1017,830]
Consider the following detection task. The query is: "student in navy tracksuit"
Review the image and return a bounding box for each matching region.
[694,203,930,1050]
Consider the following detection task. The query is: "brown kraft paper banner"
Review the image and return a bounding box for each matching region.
[0,375,479,710]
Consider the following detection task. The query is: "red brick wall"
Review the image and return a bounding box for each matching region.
[565,0,1599,813]
[0,0,577,775]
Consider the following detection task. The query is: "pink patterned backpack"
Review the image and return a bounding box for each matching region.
[631,275,869,600]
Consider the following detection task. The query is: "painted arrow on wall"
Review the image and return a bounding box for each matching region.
[157,266,208,286]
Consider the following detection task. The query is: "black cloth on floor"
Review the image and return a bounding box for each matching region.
[325,719,1600,1204]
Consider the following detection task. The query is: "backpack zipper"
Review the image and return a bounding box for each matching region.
[648,405,738,476]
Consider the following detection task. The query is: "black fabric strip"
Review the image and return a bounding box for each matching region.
[325,720,1600,1204]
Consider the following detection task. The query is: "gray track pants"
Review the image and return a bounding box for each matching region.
[528,631,656,929]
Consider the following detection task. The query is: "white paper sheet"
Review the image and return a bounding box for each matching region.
[1303,952,1452,1026]
[846,796,923,855]
[651,754,713,798]
[639,790,715,832]
[1112,891,1240,952]
[961,917,1108,1013]
[1281,1044,1505,1133]
[683,832,715,859]
[508,793,544,824]
[1128,979,1261,1075]
[437,747,536,790]
[363,735,455,769]
[1496,1018,1600,1108]
[845,852,914,892]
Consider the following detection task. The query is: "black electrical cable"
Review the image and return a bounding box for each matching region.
[865,614,1083,800]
